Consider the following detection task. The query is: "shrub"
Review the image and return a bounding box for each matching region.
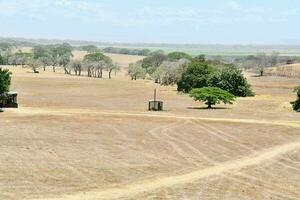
[293,86,300,112]
[0,68,11,94]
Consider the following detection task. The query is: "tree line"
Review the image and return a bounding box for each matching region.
[0,43,120,79]
[102,47,151,56]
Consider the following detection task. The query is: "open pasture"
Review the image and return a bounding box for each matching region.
[1,54,300,200]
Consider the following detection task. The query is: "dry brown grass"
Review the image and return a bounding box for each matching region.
[1,55,300,199]
[266,63,300,78]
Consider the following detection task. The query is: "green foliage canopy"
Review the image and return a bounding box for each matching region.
[189,87,235,108]
[208,65,254,97]
[167,52,192,61]
[83,52,112,64]
[0,68,12,94]
[177,62,215,92]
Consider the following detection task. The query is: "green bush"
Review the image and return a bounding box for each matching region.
[0,68,11,94]
[293,86,300,112]
[189,87,235,108]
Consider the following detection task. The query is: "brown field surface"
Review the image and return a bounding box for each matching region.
[1,54,300,200]
[266,63,300,78]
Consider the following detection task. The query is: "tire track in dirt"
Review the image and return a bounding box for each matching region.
[39,141,300,200]
[221,173,299,200]
[189,120,256,153]
[231,172,300,197]
[12,108,300,128]
[188,119,300,198]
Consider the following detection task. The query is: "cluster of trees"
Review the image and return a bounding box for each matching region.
[83,52,120,79]
[76,45,100,53]
[128,51,253,108]
[103,47,151,56]
[236,52,300,76]
[178,62,254,97]
[0,43,120,79]
[128,51,193,84]
[177,62,253,108]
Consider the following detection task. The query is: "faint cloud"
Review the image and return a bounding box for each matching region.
[227,1,241,11]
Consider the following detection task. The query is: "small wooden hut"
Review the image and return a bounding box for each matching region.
[0,92,18,108]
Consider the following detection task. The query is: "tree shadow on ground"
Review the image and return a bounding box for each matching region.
[250,74,263,77]
[187,107,231,110]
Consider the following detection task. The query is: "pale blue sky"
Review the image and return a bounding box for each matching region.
[0,0,300,44]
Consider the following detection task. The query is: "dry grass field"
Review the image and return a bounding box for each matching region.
[1,54,300,200]
[266,64,300,78]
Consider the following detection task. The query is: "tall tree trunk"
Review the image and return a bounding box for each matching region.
[109,69,112,79]
[207,101,212,109]
[260,69,264,76]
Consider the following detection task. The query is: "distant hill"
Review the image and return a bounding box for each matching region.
[2,36,300,56]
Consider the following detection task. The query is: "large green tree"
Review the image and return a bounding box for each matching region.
[84,52,112,78]
[208,65,254,97]
[177,62,216,92]
[189,87,235,108]
[0,68,11,94]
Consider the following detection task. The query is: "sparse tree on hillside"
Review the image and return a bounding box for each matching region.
[83,52,112,78]
[38,56,52,71]
[8,55,18,66]
[256,53,271,76]
[69,60,82,76]
[15,52,33,68]
[189,87,235,109]
[26,59,39,73]
[58,54,72,74]
[49,43,73,73]
[128,62,146,80]
[33,45,49,59]
[106,63,120,79]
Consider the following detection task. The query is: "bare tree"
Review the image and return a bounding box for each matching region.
[38,56,52,71]
[128,62,146,80]
[106,63,121,79]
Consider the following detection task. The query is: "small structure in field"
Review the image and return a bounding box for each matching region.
[0,92,18,108]
[148,89,163,111]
